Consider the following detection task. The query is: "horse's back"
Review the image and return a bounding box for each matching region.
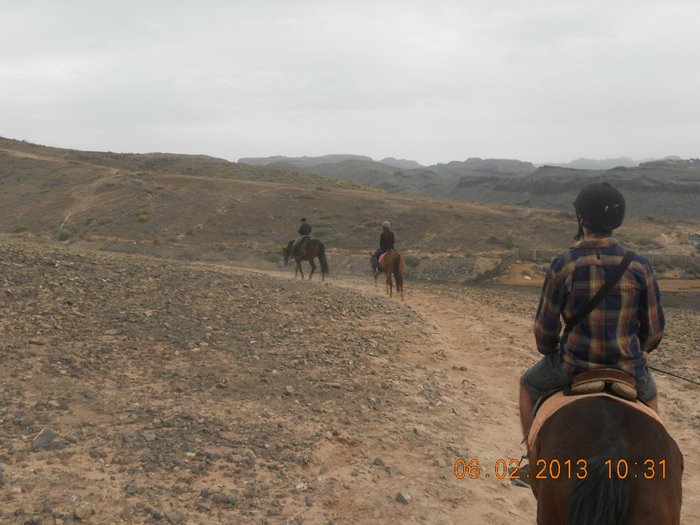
[536,396,682,464]
[307,238,324,252]
[533,397,683,525]
[379,249,399,269]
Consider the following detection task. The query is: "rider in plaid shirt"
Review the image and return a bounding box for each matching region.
[520,182,664,440]
[534,236,664,377]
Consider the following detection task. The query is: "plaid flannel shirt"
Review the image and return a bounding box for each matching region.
[534,237,664,378]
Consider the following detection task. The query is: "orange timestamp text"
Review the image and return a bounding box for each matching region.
[454,458,667,481]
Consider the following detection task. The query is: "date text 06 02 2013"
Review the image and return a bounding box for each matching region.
[453,458,667,481]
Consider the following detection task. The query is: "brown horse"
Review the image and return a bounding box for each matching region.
[369,249,404,299]
[528,397,683,524]
[283,239,329,281]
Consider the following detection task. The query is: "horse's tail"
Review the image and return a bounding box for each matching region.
[319,243,329,277]
[567,455,631,525]
[393,252,404,291]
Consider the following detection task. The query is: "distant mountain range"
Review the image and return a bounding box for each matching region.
[547,157,641,170]
[239,154,700,220]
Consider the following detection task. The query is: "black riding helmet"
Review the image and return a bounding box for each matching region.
[573,182,625,238]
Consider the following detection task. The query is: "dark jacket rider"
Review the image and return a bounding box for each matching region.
[373,221,395,267]
[292,217,312,256]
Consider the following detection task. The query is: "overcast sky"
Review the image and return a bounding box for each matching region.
[1,1,698,166]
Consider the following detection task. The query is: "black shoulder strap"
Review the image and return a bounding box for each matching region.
[563,250,635,334]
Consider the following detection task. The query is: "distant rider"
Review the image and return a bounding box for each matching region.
[373,221,395,270]
[291,217,312,258]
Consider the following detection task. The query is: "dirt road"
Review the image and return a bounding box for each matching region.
[325,272,699,524]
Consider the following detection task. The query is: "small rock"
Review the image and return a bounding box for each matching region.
[142,432,157,442]
[212,491,238,506]
[31,426,57,451]
[74,501,96,520]
[373,457,385,466]
[40,514,57,525]
[294,482,307,492]
[167,511,186,525]
[396,491,411,504]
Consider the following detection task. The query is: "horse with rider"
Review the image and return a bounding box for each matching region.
[516,182,682,523]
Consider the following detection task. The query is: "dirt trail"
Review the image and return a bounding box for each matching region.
[331,275,540,521]
[220,266,541,522]
[279,268,699,524]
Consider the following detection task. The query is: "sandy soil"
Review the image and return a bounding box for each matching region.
[327,274,699,525]
[1,241,697,524]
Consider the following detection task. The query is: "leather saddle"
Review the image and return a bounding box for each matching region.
[567,368,637,401]
[295,236,310,254]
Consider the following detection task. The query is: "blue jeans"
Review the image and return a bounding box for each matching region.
[522,353,657,402]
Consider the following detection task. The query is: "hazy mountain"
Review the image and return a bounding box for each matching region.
[379,157,425,170]
[451,164,700,220]
[236,152,700,220]
[295,159,448,193]
[548,157,640,170]
[545,155,699,171]
[639,157,700,169]
[430,157,536,177]
[238,154,372,169]
[238,155,537,195]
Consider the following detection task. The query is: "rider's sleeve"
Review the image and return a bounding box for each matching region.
[637,259,664,353]
[534,259,566,355]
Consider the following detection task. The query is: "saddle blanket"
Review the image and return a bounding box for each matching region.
[528,391,662,452]
[378,253,386,265]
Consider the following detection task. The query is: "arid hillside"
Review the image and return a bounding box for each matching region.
[2,137,698,282]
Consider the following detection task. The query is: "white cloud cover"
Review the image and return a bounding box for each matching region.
[1,0,698,165]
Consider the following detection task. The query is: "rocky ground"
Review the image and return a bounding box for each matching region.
[1,239,698,524]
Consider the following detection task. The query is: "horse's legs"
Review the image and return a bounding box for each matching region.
[308,259,316,281]
[386,273,392,297]
[296,259,304,280]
